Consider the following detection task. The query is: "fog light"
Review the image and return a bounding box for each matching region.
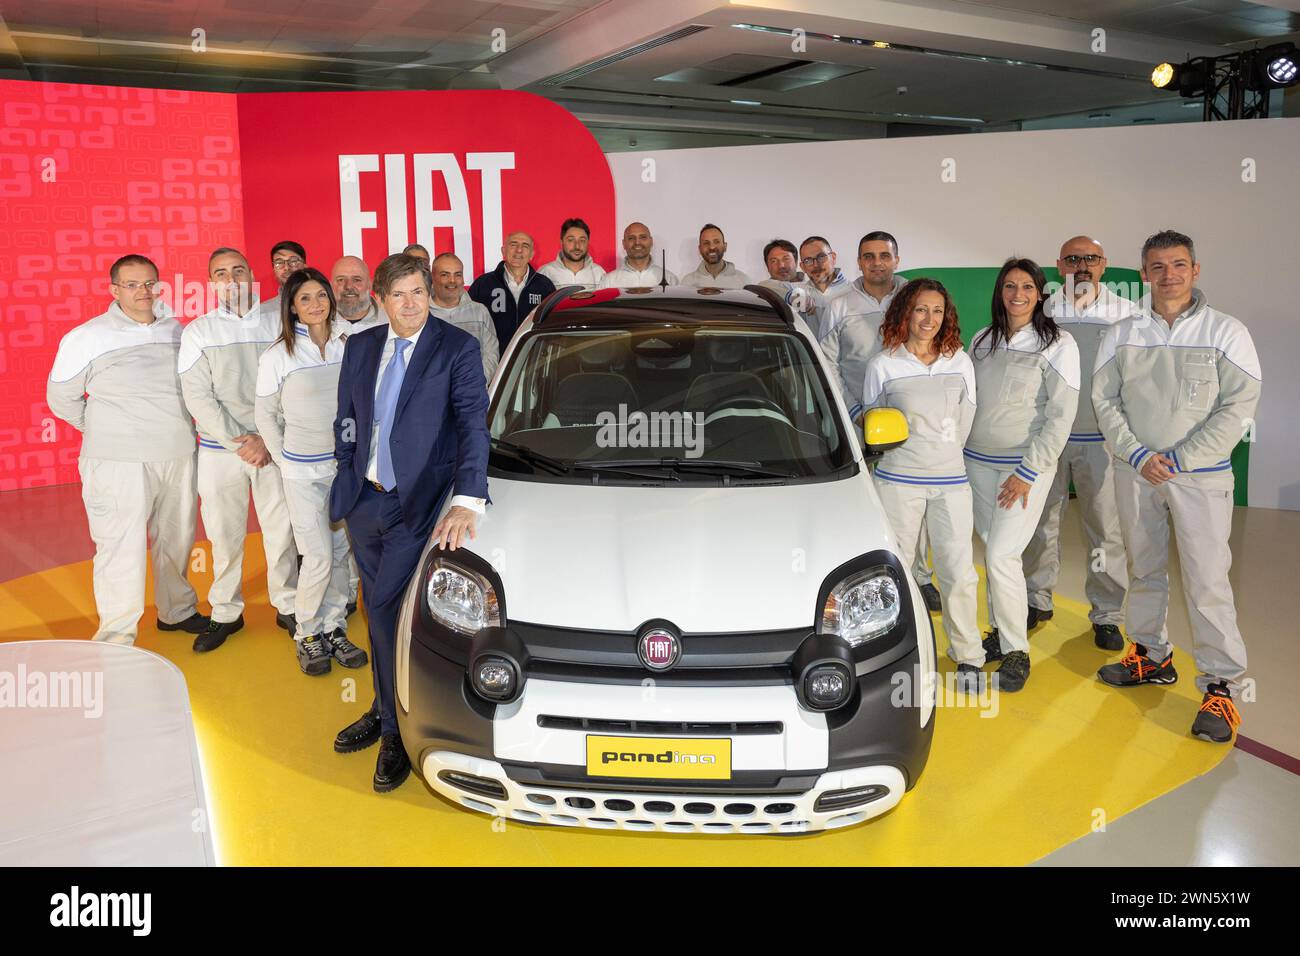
[473,656,516,701]
[803,663,852,710]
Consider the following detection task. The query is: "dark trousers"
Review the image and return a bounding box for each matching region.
[345,484,428,736]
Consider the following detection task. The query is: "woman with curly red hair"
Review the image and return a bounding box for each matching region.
[862,277,984,695]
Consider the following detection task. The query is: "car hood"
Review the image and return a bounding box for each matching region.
[455,470,897,633]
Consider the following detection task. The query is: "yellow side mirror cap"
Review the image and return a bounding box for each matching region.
[864,407,908,454]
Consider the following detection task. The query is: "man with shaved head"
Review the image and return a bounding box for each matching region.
[176,246,300,650]
[602,221,678,288]
[430,252,499,382]
[468,230,556,360]
[331,255,387,332]
[1022,235,1134,649]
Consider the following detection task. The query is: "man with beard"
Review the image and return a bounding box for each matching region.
[602,222,678,287]
[785,236,853,340]
[681,224,753,289]
[178,247,299,650]
[469,231,555,360]
[429,252,499,382]
[331,256,388,332]
[538,218,606,289]
[1023,236,1133,648]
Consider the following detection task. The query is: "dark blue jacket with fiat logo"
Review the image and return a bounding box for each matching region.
[468,262,556,359]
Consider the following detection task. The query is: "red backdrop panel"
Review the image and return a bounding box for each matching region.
[0,80,245,489]
[235,89,615,286]
[2,84,615,490]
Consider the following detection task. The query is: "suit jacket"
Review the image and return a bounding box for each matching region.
[330,316,490,539]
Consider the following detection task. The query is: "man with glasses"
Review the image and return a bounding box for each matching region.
[47,255,208,645]
[602,222,678,288]
[1022,236,1133,648]
[266,241,307,317]
[681,224,753,289]
[786,236,853,340]
[469,231,556,360]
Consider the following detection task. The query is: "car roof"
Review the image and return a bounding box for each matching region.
[536,284,795,332]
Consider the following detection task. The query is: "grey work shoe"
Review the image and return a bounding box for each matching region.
[324,628,368,668]
[296,635,332,676]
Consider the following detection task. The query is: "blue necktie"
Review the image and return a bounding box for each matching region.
[375,337,410,490]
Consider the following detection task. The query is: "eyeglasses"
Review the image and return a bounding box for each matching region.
[273,257,305,269]
[800,252,831,267]
[113,280,158,291]
[1061,254,1103,266]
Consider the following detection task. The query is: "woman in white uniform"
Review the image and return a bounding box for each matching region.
[965,258,1079,692]
[256,268,369,677]
[863,278,984,694]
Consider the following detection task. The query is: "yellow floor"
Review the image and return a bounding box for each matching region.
[0,537,1228,866]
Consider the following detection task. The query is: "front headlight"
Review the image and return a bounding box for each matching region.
[425,557,502,635]
[820,569,899,646]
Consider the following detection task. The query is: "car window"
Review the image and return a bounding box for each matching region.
[488,326,851,482]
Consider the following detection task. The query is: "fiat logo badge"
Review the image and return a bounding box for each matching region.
[638,627,680,671]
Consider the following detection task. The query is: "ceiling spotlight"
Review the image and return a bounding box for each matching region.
[1151,62,1176,88]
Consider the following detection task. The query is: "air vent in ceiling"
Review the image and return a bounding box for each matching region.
[656,55,868,91]
[541,24,710,86]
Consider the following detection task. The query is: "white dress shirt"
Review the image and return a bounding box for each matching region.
[365,320,485,514]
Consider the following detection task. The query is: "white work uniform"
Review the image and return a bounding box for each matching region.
[820,274,931,584]
[1023,287,1133,625]
[178,298,297,623]
[820,275,906,421]
[1093,290,1261,693]
[679,260,753,290]
[864,346,983,665]
[431,293,500,384]
[601,258,679,289]
[965,324,1080,656]
[46,302,200,644]
[538,255,607,290]
[255,323,353,640]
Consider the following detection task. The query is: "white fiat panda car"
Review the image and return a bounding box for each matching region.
[393,285,935,834]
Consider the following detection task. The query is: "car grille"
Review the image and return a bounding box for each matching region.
[536,715,783,736]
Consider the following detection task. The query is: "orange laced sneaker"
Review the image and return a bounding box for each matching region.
[1097,642,1179,687]
[1192,684,1241,743]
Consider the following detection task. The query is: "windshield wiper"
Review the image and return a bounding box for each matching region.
[490,438,571,474]
[573,458,794,480]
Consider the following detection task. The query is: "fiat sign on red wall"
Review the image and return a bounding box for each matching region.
[236,90,616,282]
[1,83,615,489]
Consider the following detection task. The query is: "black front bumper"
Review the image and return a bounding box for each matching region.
[397,626,935,795]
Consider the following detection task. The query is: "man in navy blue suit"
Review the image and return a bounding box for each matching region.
[329,252,490,792]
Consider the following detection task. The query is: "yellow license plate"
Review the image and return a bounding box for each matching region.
[585,735,732,780]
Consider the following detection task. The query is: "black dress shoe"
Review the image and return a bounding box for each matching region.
[276,611,297,635]
[374,733,411,793]
[158,612,211,634]
[1027,605,1054,630]
[334,702,381,753]
[919,582,942,613]
[193,615,244,652]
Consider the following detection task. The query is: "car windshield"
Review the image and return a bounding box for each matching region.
[488,324,851,483]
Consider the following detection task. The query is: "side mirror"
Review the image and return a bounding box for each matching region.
[863,407,908,456]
